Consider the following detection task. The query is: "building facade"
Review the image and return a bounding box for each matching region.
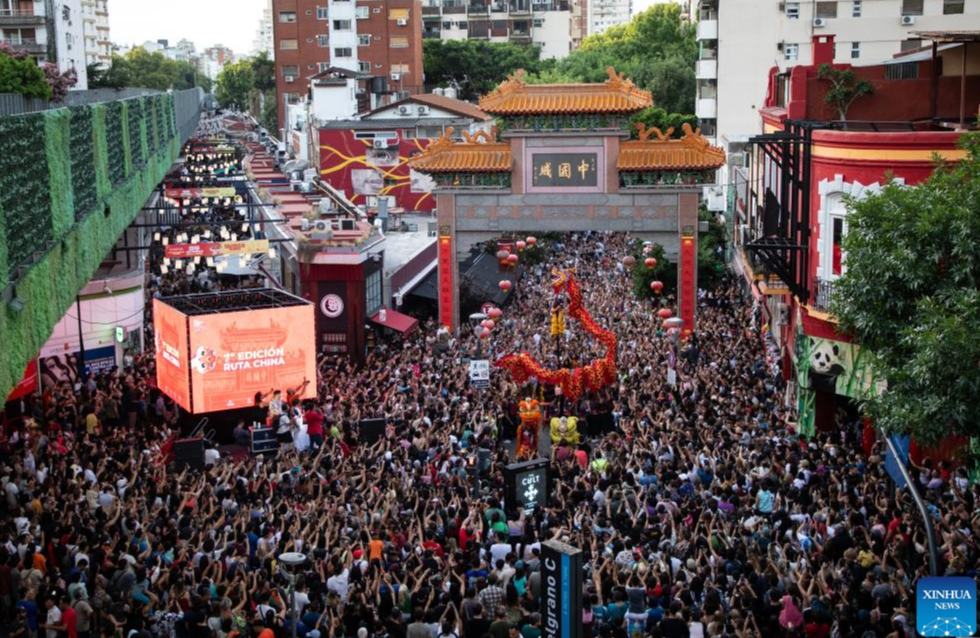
[734,36,978,437]
[0,0,88,88]
[272,0,424,131]
[80,0,109,67]
[587,0,630,34]
[253,0,274,55]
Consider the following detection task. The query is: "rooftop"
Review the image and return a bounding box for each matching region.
[368,93,492,122]
[618,123,726,171]
[408,128,512,173]
[478,67,653,115]
[158,288,309,315]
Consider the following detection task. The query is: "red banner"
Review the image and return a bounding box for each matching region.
[679,234,696,336]
[164,239,269,259]
[164,187,236,202]
[6,359,38,402]
[438,234,455,329]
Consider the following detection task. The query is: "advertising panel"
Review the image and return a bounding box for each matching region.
[188,304,317,413]
[164,239,269,260]
[503,458,549,514]
[540,540,583,638]
[153,299,191,411]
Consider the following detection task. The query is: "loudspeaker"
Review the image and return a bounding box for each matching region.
[174,437,205,470]
[358,418,385,444]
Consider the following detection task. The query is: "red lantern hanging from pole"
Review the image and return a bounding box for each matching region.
[526,236,537,245]
[516,240,527,251]
[657,308,673,319]
[487,307,503,320]
[499,280,512,292]
[645,257,657,268]
[479,328,491,339]
[650,280,664,294]
[507,253,519,265]
[496,250,510,260]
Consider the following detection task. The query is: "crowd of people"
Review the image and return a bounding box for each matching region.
[0,133,976,638]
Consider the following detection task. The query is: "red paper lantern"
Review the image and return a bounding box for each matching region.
[499,280,512,292]
[496,250,510,260]
[657,308,673,319]
[623,255,636,267]
[526,236,537,245]
[479,328,491,339]
[481,319,495,330]
[507,254,519,265]
[487,307,503,320]
[650,280,664,293]
[645,257,657,268]
[516,240,527,250]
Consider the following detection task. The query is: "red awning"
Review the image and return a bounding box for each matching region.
[370,309,418,334]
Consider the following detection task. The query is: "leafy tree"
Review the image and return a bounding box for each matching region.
[214,60,255,111]
[536,5,697,114]
[42,63,77,102]
[631,242,677,299]
[91,47,210,91]
[816,63,873,121]
[423,40,546,100]
[831,134,980,454]
[250,51,276,92]
[0,47,51,99]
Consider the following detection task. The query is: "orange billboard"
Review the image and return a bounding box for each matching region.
[153,299,192,411]
[187,304,317,413]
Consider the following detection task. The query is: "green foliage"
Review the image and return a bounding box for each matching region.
[260,90,278,134]
[423,40,546,100]
[629,107,698,138]
[215,60,256,111]
[0,94,183,399]
[831,134,980,452]
[816,64,874,121]
[630,242,677,299]
[697,207,727,291]
[251,51,276,93]
[0,51,52,100]
[104,101,127,186]
[534,5,697,114]
[93,47,210,91]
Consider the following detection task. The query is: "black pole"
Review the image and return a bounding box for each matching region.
[881,432,939,576]
[75,295,86,383]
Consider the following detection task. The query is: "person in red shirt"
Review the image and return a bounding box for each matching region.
[304,404,325,449]
[51,596,77,638]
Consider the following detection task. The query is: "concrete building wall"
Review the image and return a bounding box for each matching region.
[532,10,571,59]
[51,0,88,89]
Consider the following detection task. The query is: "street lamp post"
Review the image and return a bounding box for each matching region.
[278,552,307,638]
[664,317,684,386]
[469,312,487,359]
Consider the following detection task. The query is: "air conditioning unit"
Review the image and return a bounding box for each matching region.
[397,17,408,26]
[417,105,428,115]
[390,72,401,81]
[311,220,334,240]
[398,105,411,114]
[812,17,826,27]
[301,218,311,232]
[285,75,296,82]
[901,14,916,25]
[372,138,388,149]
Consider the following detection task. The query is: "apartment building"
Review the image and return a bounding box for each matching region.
[419,0,578,59]
[0,0,88,88]
[253,0,274,55]
[272,0,424,131]
[588,0,630,34]
[81,0,110,67]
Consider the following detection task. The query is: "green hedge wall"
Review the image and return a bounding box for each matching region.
[0,94,183,398]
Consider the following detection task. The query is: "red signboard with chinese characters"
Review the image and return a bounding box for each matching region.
[438,234,455,329]
[164,239,269,259]
[679,233,696,336]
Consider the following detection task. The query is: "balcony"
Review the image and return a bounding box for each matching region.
[0,8,45,26]
[0,37,45,54]
[510,30,531,41]
[813,278,836,312]
[468,3,488,13]
[423,28,441,38]
[695,59,716,80]
[696,18,717,41]
[422,6,442,15]
[443,5,465,12]
[696,97,716,119]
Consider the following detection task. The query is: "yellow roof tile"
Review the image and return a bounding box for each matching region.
[617,123,726,171]
[479,67,652,115]
[408,128,511,173]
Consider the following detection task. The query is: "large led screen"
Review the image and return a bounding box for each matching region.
[187,304,317,413]
[153,299,191,411]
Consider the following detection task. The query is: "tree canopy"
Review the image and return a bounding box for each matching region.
[831,134,980,451]
[91,47,211,92]
[214,60,255,111]
[0,47,51,100]
[537,5,697,114]
[423,39,547,101]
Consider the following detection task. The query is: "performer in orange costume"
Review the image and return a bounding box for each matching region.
[515,396,541,459]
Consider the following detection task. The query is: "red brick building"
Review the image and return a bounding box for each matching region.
[271,0,424,131]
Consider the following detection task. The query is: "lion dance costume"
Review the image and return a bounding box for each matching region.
[515,397,542,460]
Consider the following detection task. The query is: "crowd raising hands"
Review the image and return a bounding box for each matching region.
[0,231,977,638]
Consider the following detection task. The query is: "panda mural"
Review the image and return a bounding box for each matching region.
[809,340,846,394]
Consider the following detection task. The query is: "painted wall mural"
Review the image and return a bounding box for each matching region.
[318,130,436,212]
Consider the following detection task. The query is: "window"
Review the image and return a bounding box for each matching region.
[390,36,409,48]
[284,92,301,105]
[332,19,352,30]
[885,61,919,80]
[851,0,861,17]
[532,17,543,27]
[900,38,922,52]
[356,6,369,18]
[391,63,409,74]
[831,216,845,276]
[317,34,329,47]
[816,2,837,18]
[783,43,798,61]
[901,0,923,15]
[457,21,467,28]
[850,41,860,58]
[784,2,799,19]
[316,6,329,19]
[282,65,299,76]
[279,11,297,22]
[442,20,452,28]
[365,270,382,315]
[943,0,964,14]
[358,60,371,73]
[318,62,331,72]
[403,129,415,138]
[334,47,353,57]
[358,34,371,45]
[280,39,298,50]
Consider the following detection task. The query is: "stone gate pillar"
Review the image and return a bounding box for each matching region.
[436,192,459,330]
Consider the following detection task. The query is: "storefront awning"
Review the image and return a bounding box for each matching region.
[370,309,419,334]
